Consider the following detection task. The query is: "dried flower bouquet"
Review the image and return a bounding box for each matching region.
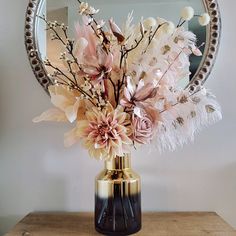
[34,1,222,160]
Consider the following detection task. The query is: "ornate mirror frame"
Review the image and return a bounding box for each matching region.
[24,0,221,95]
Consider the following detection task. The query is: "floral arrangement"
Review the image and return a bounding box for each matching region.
[34,1,222,160]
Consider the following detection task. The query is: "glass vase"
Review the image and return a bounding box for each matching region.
[95,155,142,235]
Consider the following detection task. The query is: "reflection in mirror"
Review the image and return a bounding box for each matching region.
[36,0,207,88]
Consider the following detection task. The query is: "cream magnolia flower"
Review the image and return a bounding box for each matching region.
[198,13,211,26]
[181,6,194,21]
[75,105,132,160]
[33,108,67,123]
[74,37,88,58]
[33,85,87,123]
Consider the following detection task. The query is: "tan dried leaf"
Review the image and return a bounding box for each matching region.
[176,117,185,126]
[206,105,215,113]
[162,45,171,55]
[190,111,197,118]
[192,96,201,104]
[178,95,188,104]
[139,71,146,80]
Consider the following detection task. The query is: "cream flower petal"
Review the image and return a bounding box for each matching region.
[124,87,131,101]
[74,37,88,59]
[64,127,80,148]
[192,46,202,56]
[105,53,113,69]
[33,108,68,123]
[49,85,80,102]
[83,66,100,76]
[51,94,71,111]
[134,107,143,118]
[86,110,98,122]
[77,120,90,137]
[97,45,108,66]
[115,112,127,124]
[127,76,136,97]
[65,99,81,123]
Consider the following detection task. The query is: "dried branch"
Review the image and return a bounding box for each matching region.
[38,15,80,67]
[76,0,110,53]
[144,22,166,53]
[108,77,118,104]
[157,50,184,85]
[45,60,97,106]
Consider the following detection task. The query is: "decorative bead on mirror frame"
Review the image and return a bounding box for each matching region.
[24,0,221,95]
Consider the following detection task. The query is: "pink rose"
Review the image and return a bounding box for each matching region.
[132,112,156,145]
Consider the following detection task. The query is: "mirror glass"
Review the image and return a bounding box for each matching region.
[35,0,207,87]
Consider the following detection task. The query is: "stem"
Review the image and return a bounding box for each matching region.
[46,62,96,106]
[38,15,80,68]
[77,0,110,52]
[125,34,144,54]
[157,50,184,85]
[178,20,186,28]
[108,77,117,104]
[177,17,182,28]
[160,88,202,114]
[119,30,145,69]
[66,60,78,86]
[46,63,77,86]
[116,73,126,106]
[38,14,96,107]
[66,39,80,67]
[144,23,166,53]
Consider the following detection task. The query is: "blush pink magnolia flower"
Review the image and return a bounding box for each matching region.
[120,77,160,144]
[81,45,113,84]
[75,21,97,57]
[75,22,114,84]
[74,105,132,160]
[120,76,157,112]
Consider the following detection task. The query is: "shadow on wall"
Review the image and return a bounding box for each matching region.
[0,171,67,235]
[139,154,236,219]
[0,177,66,235]
[213,163,236,229]
[0,124,68,235]
[0,215,21,236]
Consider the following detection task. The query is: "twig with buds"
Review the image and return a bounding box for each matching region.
[38,15,80,68]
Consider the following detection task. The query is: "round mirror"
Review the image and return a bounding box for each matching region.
[25,0,221,94]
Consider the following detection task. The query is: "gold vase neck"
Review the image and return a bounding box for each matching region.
[105,155,131,170]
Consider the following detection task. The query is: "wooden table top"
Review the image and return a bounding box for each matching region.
[5,212,236,236]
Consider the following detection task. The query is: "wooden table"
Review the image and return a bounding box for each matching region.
[5,212,236,236]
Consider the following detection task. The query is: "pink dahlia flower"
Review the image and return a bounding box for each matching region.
[77,105,132,160]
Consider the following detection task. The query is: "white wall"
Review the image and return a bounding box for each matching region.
[0,0,236,235]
